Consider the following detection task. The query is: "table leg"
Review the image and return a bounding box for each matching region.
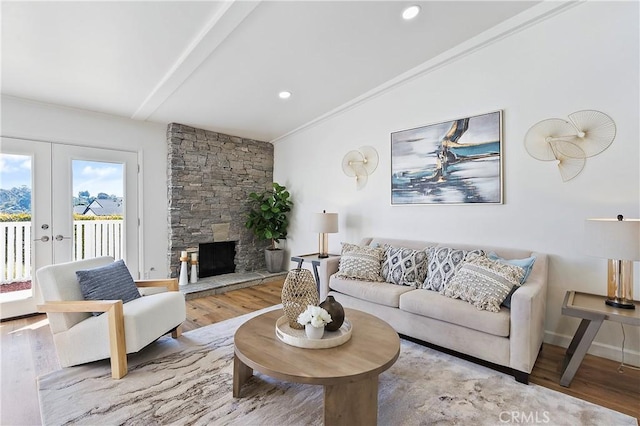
[311,262,321,294]
[560,317,605,387]
[323,375,378,426]
[233,353,253,397]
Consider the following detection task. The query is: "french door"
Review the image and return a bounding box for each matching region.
[0,138,139,319]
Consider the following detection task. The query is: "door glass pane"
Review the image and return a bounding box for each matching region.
[0,153,33,295]
[72,160,124,261]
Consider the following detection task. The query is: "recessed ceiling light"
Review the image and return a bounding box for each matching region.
[278,91,291,99]
[402,5,421,20]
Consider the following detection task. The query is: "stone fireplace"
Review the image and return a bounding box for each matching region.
[167,123,273,278]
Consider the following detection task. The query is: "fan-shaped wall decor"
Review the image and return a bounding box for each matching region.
[341,146,379,189]
[551,140,586,182]
[524,110,616,181]
[567,110,617,157]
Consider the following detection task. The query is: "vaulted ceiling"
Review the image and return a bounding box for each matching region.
[1,1,540,142]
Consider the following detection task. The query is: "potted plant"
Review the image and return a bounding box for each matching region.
[245,182,293,272]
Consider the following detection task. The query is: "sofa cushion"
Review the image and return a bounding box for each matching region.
[441,256,524,313]
[381,245,429,286]
[487,252,536,284]
[54,291,186,367]
[487,252,537,308]
[399,289,511,337]
[37,256,115,333]
[335,243,385,282]
[422,247,483,291]
[329,276,414,308]
[76,259,141,315]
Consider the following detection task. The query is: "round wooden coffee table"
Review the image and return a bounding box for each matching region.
[233,308,400,425]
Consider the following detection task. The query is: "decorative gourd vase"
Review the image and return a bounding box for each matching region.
[282,268,318,329]
[320,295,344,332]
[305,323,324,339]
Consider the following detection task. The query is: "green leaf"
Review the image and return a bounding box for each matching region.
[244,181,293,244]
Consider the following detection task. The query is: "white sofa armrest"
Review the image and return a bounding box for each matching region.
[319,257,341,301]
[509,252,548,374]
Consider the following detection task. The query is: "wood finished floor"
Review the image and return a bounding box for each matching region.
[1,279,638,425]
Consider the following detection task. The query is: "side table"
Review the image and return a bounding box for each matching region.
[290,253,340,300]
[560,290,639,387]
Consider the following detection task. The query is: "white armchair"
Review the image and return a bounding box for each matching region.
[36,256,186,379]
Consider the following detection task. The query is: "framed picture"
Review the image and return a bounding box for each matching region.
[391,110,503,205]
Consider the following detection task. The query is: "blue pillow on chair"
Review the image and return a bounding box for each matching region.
[487,252,536,309]
[77,259,141,315]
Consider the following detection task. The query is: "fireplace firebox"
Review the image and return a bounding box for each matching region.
[199,241,236,278]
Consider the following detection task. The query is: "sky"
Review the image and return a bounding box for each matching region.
[72,160,124,197]
[0,154,31,189]
[0,154,124,197]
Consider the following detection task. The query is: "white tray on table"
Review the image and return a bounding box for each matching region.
[275,316,352,349]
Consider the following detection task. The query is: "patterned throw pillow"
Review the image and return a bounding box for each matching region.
[76,259,141,316]
[487,252,537,308]
[421,247,484,291]
[381,245,429,286]
[335,243,385,282]
[441,255,525,313]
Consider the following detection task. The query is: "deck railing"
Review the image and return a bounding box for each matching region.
[1,220,123,283]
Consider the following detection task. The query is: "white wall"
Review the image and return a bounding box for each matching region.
[1,96,169,279]
[274,2,640,363]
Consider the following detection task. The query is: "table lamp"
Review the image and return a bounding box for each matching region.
[312,210,338,258]
[585,215,640,309]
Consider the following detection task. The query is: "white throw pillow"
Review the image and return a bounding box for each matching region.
[441,255,525,313]
[335,243,385,282]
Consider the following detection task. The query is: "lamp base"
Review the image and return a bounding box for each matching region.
[605,298,636,309]
[318,233,329,260]
[606,259,635,310]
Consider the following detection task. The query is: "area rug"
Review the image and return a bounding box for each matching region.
[38,306,636,426]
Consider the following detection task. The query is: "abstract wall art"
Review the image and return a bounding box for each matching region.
[391,110,503,205]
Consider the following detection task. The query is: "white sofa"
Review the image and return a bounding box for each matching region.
[319,237,548,384]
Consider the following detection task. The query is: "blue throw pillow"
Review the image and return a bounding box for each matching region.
[77,259,141,316]
[487,252,536,308]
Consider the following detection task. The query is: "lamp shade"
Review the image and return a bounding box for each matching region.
[311,212,339,234]
[585,218,640,261]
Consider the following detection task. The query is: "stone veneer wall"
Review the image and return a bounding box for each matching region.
[167,123,273,277]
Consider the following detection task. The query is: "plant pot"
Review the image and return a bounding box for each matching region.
[265,248,285,273]
[305,323,324,339]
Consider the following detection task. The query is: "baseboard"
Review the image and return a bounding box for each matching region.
[544,331,640,368]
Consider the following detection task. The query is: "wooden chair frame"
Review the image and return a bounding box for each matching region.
[37,278,181,379]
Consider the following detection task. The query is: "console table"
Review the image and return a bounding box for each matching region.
[560,291,640,387]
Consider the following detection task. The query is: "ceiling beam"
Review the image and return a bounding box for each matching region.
[132,0,261,121]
